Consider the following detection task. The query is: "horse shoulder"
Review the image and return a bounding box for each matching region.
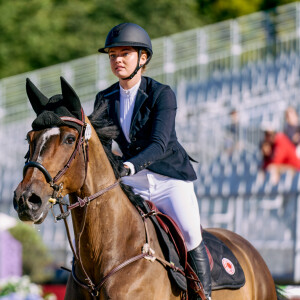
[99,203,181,299]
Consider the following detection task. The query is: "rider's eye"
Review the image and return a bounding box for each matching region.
[65,136,76,145]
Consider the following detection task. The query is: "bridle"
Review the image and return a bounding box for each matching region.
[23,109,119,216]
[23,109,89,215]
[22,109,168,299]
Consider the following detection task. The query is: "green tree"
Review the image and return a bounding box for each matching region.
[0,0,204,79]
[0,0,298,79]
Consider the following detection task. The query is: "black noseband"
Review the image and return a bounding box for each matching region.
[23,161,54,184]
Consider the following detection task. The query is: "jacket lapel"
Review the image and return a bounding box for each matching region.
[130,77,148,137]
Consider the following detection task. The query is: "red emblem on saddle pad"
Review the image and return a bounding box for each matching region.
[222,258,235,275]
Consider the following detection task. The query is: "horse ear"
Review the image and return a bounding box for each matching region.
[60,77,82,120]
[26,78,49,115]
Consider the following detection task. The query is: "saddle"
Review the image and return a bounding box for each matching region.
[141,200,245,296]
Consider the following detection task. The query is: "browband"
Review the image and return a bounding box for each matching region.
[60,116,85,127]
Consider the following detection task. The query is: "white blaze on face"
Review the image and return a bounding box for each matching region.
[37,127,61,162]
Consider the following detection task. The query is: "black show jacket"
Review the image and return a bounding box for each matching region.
[93,76,197,181]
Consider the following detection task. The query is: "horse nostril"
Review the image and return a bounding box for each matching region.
[27,194,42,210]
[13,189,43,212]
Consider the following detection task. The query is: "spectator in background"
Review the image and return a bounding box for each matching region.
[229,109,239,140]
[225,108,241,153]
[260,122,300,183]
[284,106,300,157]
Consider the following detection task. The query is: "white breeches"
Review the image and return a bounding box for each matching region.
[122,169,202,251]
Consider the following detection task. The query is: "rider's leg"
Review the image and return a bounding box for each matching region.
[149,176,211,300]
[188,241,212,300]
[122,170,212,299]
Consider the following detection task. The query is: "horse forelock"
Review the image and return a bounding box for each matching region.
[88,102,144,207]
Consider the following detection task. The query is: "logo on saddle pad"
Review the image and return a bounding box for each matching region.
[222,257,235,275]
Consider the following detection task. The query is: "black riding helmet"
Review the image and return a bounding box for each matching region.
[98,23,153,80]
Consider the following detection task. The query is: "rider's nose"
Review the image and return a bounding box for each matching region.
[115,55,122,62]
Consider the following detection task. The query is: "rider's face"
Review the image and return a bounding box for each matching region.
[108,46,147,80]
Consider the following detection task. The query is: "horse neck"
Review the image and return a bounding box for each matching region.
[69,126,144,275]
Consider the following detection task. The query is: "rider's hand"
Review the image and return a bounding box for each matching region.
[120,164,131,177]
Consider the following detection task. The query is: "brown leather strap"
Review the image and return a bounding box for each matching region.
[53,109,87,183]
[68,180,120,210]
[60,116,85,126]
[94,253,149,291]
[53,124,85,183]
[75,206,96,291]
[59,203,79,261]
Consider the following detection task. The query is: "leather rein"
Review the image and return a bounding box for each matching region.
[22,110,178,298]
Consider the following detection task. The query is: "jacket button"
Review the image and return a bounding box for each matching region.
[131,137,136,142]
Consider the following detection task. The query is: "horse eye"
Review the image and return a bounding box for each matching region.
[65,136,76,145]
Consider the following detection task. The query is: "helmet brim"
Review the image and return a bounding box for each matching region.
[98,47,109,53]
[98,42,153,55]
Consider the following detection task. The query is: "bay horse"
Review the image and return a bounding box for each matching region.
[13,77,284,300]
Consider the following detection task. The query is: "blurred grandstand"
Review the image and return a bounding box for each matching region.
[1,2,300,284]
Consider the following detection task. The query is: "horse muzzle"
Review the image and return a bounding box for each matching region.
[13,184,49,224]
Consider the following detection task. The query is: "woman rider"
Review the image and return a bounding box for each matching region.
[93,23,211,300]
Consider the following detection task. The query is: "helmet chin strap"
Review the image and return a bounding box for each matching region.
[122,49,150,80]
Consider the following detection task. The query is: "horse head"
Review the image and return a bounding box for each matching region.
[13,77,88,224]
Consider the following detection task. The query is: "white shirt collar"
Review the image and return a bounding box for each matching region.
[119,79,141,99]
